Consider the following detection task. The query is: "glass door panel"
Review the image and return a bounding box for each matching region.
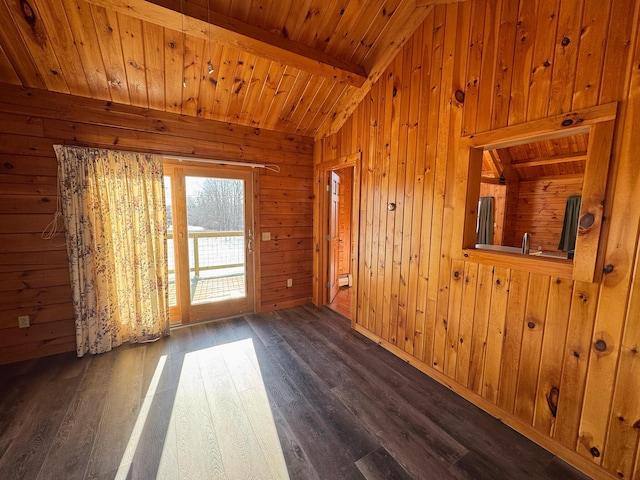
[164,176,177,308]
[164,163,254,324]
[185,176,247,305]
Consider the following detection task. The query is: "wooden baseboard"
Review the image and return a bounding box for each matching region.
[259,296,312,313]
[353,323,617,480]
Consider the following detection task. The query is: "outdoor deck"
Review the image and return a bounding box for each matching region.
[168,275,246,306]
[167,230,246,306]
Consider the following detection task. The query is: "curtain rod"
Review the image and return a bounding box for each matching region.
[163,155,279,172]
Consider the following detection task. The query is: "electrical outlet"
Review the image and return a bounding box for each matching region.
[18,315,30,328]
[262,232,271,241]
[287,278,293,287]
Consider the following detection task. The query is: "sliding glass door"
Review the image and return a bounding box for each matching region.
[164,163,254,324]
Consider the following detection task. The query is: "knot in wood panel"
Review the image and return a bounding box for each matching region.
[20,0,36,29]
[454,89,465,103]
[546,387,559,417]
[602,252,627,287]
[590,447,600,458]
[594,339,607,352]
[603,264,614,274]
[580,212,595,229]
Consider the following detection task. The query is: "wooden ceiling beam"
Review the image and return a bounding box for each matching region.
[416,0,467,5]
[485,150,502,177]
[84,0,368,88]
[480,176,502,185]
[492,148,519,184]
[315,1,434,139]
[512,152,588,169]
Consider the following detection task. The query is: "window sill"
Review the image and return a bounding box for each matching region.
[460,248,574,279]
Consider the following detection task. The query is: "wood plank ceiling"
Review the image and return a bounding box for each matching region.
[0,0,438,138]
[481,133,589,182]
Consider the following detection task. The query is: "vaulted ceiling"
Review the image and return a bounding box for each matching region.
[0,0,444,139]
[481,133,589,182]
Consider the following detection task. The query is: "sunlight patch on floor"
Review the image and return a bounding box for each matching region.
[157,338,289,479]
[115,355,167,480]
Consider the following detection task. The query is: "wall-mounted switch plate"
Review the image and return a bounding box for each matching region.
[287,278,293,287]
[262,232,271,241]
[18,315,30,328]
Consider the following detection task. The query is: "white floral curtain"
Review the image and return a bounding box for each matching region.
[54,145,170,357]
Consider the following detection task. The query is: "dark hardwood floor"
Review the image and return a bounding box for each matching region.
[0,305,590,480]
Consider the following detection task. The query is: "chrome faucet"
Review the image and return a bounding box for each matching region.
[522,232,531,255]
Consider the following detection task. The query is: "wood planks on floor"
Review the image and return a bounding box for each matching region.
[0,305,590,480]
[329,285,352,319]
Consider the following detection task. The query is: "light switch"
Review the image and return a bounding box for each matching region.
[18,315,30,328]
[262,232,271,241]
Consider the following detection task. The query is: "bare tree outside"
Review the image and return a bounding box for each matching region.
[186,178,244,231]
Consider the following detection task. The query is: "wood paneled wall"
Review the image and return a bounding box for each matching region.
[0,84,313,364]
[511,176,584,252]
[317,1,640,479]
[259,164,314,311]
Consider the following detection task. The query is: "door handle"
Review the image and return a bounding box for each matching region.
[247,230,254,254]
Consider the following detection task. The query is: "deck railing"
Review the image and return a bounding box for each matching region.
[167,230,245,277]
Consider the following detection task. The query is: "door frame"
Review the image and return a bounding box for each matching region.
[164,160,257,324]
[313,152,361,328]
[329,171,341,303]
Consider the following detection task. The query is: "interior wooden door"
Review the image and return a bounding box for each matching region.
[164,163,255,324]
[338,168,352,280]
[329,172,340,302]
